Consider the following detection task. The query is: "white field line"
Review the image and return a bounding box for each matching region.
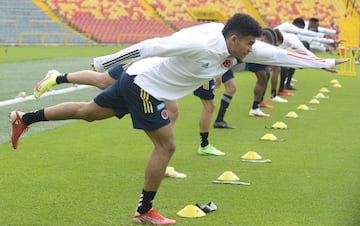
[0,85,91,107]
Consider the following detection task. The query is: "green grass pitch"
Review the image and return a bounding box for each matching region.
[0,46,359,225]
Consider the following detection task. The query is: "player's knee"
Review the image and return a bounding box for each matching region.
[257,78,267,86]
[94,79,111,90]
[95,74,115,89]
[168,141,176,155]
[208,103,216,113]
[169,108,179,123]
[96,82,108,90]
[77,104,98,122]
[225,83,237,95]
[162,139,176,157]
[203,100,215,113]
[82,113,96,122]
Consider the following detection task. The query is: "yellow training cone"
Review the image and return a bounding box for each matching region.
[330,79,339,84]
[319,87,330,93]
[309,99,320,104]
[241,151,262,160]
[271,121,287,129]
[285,111,299,118]
[297,104,310,110]
[177,205,206,218]
[217,171,240,181]
[285,111,298,118]
[260,133,278,141]
[333,83,342,88]
[315,93,326,99]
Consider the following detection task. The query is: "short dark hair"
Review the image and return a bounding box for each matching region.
[301,41,310,50]
[274,28,284,45]
[262,28,277,45]
[222,13,262,38]
[262,28,283,46]
[309,17,320,23]
[292,17,305,27]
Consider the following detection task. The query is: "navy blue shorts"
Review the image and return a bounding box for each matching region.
[94,72,170,131]
[193,80,215,100]
[193,69,234,100]
[221,69,234,83]
[108,64,125,80]
[245,63,268,73]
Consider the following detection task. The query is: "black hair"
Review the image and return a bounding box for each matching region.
[222,13,263,38]
[301,41,310,50]
[292,17,305,27]
[274,28,284,44]
[262,28,284,46]
[262,28,277,45]
[309,17,320,23]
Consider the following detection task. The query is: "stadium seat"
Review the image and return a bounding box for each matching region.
[0,0,87,44]
[251,0,347,28]
[44,0,175,43]
[146,0,248,30]
[11,0,353,45]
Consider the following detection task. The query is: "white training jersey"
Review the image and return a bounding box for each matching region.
[244,40,332,68]
[276,22,324,38]
[277,32,316,57]
[304,21,337,35]
[93,23,336,101]
[309,43,327,52]
[297,34,335,45]
[94,23,236,101]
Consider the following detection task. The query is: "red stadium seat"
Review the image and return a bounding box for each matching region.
[42,0,353,44]
[44,0,174,43]
[251,0,347,28]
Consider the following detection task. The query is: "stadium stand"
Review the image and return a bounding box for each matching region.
[251,0,348,28]
[250,0,359,48]
[0,0,357,46]
[146,0,251,29]
[44,0,174,43]
[41,0,266,43]
[0,0,88,45]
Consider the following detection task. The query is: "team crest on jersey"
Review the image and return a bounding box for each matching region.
[222,59,232,69]
[161,109,169,120]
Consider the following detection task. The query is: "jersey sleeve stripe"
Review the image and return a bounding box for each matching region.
[103,50,141,70]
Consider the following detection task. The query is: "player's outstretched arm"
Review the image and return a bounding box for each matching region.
[244,40,348,71]
[335,58,349,65]
[322,58,349,73]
